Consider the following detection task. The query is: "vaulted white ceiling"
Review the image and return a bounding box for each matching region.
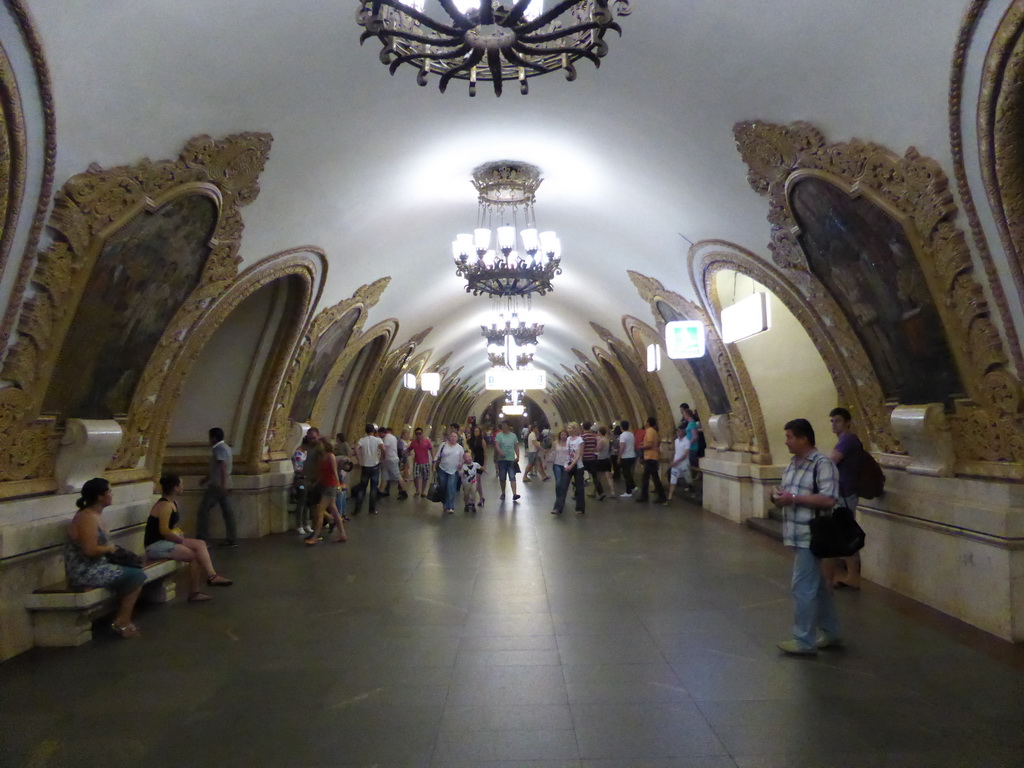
[29,0,965,391]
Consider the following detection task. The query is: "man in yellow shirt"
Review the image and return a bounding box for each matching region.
[636,416,668,505]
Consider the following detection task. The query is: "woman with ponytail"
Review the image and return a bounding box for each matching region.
[65,478,146,638]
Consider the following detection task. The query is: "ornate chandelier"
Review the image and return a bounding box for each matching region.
[483,309,542,373]
[453,161,561,298]
[356,1,632,97]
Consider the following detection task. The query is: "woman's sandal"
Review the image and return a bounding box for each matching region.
[111,621,140,638]
[188,592,213,603]
[207,574,233,586]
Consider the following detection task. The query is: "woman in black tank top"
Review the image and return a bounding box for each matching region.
[146,475,234,602]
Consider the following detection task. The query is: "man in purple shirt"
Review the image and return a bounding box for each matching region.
[827,407,863,590]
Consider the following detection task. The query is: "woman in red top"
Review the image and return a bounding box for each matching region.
[305,438,347,545]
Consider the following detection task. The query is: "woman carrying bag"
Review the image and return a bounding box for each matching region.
[434,430,463,515]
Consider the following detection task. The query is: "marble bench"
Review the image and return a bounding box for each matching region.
[25,558,184,647]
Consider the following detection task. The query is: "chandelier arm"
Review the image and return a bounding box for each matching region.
[372,27,465,47]
[516,0,598,34]
[520,22,618,45]
[487,49,504,96]
[502,48,548,74]
[500,0,538,27]
[394,43,474,71]
[369,0,467,35]
[439,48,485,93]
[480,0,495,25]
[433,0,475,29]
[515,43,602,68]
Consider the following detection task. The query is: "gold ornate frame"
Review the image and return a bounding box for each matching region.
[951,0,1024,370]
[591,320,671,427]
[159,248,325,473]
[365,327,432,425]
[627,272,769,462]
[0,0,57,341]
[979,1,1024,305]
[0,132,272,495]
[734,119,1024,475]
[0,36,26,292]
[311,318,399,433]
[272,277,389,447]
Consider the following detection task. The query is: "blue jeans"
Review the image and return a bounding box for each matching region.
[553,465,585,513]
[351,465,380,513]
[437,469,459,510]
[791,546,841,649]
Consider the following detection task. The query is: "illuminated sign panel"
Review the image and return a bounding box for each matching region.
[665,320,706,359]
[485,368,547,390]
[721,292,770,344]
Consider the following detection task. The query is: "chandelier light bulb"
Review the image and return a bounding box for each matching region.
[453,234,473,262]
[520,228,539,255]
[497,226,516,254]
[474,228,491,254]
[539,231,559,258]
[482,249,497,267]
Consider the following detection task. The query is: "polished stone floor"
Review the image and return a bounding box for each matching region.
[3,477,1024,768]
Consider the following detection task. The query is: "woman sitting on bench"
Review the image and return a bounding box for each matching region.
[66,478,147,638]
[145,475,233,603]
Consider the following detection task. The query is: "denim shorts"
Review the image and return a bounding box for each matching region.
[145,540,178,559]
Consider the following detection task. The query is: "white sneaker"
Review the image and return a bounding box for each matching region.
[298,525,310,535]
[619,492,633,498]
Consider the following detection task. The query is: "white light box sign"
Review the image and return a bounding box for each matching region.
[721,292,770,344]
[485,368,547,390]
[420,372,440,393]
[646,343,662,372]
[403,373,417,389]
[665,320,706,359]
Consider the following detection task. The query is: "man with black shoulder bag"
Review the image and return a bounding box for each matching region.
[770,418,843,656]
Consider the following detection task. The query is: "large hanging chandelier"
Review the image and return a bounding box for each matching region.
[356,1,632,97]
[453,161,561,298]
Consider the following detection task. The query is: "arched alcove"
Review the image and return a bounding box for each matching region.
[711,270,836,464]
[165,272,309,473]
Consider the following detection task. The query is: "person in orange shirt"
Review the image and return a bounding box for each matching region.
[636,416,668,505]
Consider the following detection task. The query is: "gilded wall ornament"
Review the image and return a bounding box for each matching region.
[590,320,671,427]
[734,120,1024,473]
[689,239,897,454]
[0,39,27,298]
[271,277,389,449]
[158,249,324,472]
[317,319,399,434]
[627,272,769,462]
[946,0,1024,373]
[0,132,272,485]
[977,0,1024,358]
[0,0,58,343]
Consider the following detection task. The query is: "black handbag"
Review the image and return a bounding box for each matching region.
[810,505,866,559]
[108,545,143,569]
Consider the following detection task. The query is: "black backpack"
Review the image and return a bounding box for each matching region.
[856,450,885,499]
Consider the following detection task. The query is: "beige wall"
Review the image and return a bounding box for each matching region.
[715,271,837,464]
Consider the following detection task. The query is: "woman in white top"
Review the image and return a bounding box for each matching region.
[523,425,550,482]
[548,429,569,500]
[434,430,464,514]
[552,423,586,515]
[617,419,637,497]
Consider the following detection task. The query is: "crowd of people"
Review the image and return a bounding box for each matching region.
[64,403,867,655]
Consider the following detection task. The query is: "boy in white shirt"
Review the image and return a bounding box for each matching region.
[667,424,693,501]
[460,450,485,513]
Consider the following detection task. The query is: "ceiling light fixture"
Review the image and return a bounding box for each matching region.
[453,161,561,298]
[356,1,632,97]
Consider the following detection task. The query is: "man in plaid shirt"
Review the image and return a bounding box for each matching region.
[770,418,842,655]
